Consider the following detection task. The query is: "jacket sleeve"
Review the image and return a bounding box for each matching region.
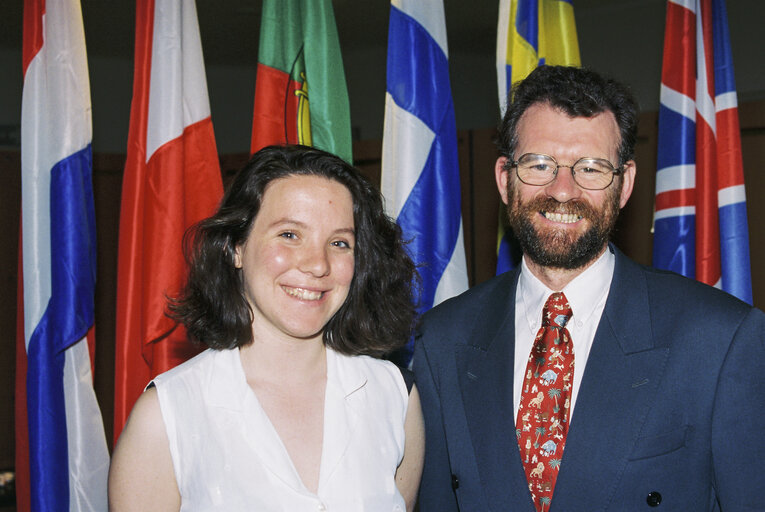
[711,306,765,509]
[412,331,460,512]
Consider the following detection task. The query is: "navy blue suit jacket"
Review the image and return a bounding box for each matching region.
[413,248,765,511]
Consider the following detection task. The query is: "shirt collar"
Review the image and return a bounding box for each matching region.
[325,348,368,399]
[207,346,369,410]
[519,248,615,330]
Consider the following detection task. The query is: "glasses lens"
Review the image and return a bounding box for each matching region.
[516,154,556,185]
[572,158,615,190]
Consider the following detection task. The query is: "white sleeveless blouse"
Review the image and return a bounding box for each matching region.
[152,347,409,511]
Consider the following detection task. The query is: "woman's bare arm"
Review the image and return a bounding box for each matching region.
[108,387,181,511]
[395,384,426,512]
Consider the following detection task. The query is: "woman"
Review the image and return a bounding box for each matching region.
[108,145,424,511]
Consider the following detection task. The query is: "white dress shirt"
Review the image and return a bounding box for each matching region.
[513,248,615,422]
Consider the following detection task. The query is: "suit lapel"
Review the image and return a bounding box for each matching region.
[552,249,670,511]
[456,270,537,510]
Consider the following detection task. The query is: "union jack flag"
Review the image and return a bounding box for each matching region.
[653,0,751,304]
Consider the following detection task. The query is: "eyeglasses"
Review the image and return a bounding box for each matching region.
[510,153,623,191]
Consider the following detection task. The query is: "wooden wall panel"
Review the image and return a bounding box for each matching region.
[0,151,20,471]
[609,111,658,267]
[458,128,502,287]
[740,102,765,309]
[90,153,126,448]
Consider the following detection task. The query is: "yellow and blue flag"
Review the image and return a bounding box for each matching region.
[495,0,580,273]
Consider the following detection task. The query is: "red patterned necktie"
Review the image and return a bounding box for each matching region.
[516,292,574,512]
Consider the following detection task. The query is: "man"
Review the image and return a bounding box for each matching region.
[413,65,765,511]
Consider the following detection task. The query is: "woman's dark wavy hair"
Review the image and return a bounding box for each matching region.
[497,65,639,167]
[168,144,419,357]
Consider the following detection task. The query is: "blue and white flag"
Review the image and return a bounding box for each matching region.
[19,0,109,509]
[382,0,469,364]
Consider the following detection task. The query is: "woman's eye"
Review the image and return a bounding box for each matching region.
[331,240,352,249]
[279,232,297,240]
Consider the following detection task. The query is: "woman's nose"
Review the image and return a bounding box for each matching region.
[298,243,330,277]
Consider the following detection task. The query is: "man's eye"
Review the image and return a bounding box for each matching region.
[578,167,601,174]
[529,163,552,172]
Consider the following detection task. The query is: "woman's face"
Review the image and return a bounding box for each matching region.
[234,175,356,343]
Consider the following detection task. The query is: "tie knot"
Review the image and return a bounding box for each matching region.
[542,292,572,328]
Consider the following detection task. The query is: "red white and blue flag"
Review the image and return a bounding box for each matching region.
[18,0,109,510]
[654,0,752,303]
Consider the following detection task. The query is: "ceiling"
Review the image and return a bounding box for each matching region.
[5,1,763,153]
[0,0,675,152]
[2,0,619,67]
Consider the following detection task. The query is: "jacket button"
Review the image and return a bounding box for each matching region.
[451,474,459,490]
[646,491,662,506]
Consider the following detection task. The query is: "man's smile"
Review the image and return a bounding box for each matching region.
[542,211,583,224]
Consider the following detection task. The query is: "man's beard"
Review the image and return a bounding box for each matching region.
[507,186,621,270]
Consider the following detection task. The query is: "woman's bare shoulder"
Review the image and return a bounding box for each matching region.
[108,387,181,511]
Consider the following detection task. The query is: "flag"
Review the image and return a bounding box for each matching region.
[381,0,469,365]
[653,0,751,304]
[495,0,580,273]
[251,0,352,163]
[114,0,224,442]
[18,0,109,509]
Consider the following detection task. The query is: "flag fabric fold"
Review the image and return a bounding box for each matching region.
[382,0,469,365]
[495,0,580,274]
[251,0,352,163]
[114,0,224,441]
[653,0,751,304]
[18,0,109,509]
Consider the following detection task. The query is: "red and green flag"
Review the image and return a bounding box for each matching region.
[251,0,352,163]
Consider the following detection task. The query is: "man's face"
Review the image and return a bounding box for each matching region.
[495,103,636,270]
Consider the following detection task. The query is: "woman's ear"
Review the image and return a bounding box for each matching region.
[233,243,243,269]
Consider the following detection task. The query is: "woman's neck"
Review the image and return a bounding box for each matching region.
[240,331,327,385]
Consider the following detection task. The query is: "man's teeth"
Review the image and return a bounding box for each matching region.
[283,286,322,301]
[544,211,582,224]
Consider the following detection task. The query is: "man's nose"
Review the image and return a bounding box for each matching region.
[544,165,581,202]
